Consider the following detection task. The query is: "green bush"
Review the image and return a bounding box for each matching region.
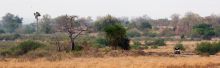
[213,42,220,51]
[1,40,45,56]
[153,39,166,46]
[151,45,158,49]
[74,45,83,51]
[131,41,141,50]
[16,40,45,55]
[127,30,141,37]
[95,37,108,48]
[174,43,185,51]
[143,31,157,37]
[75,35,107,49]
[195,42,220,55]
[131,45,141,50]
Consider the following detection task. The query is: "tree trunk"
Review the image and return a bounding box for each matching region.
[69,34,75,50]
[71,38,75,50]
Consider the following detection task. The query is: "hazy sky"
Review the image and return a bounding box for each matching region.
[0,0,220,23]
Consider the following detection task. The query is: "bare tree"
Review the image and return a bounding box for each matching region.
[170,14,180,35]
[177,12,203,36]
[39,14,54,33]
[55,15,87,50]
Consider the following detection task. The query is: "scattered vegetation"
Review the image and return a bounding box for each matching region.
[0,34,20,40]
[0,11,220,68]
[131,41,142,50]
[152,39,166,46]
[1,40,45,56]
[127,29,141,37]
[151,45,158,49]
[95,37,108,48]
[192,23,215,40]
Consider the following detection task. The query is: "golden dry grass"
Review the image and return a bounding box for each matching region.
[0,56,220,68]
[1,40,220,68]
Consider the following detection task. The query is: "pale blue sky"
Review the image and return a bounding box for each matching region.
[0,0,220,23]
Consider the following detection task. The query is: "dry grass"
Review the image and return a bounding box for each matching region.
[0,56,220,68]
[1,40,220,68]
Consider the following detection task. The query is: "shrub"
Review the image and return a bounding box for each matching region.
[131,41,141,50]
[25,48,51,58]
[213,42,220,51]
[151,45,158,49]
[73,45,83,51]
[153,39,166,46]
[143,31,157,37]
[127,29,141,37]
[0,34,20,40]
[16,40,45,55]
[195,42,220,55]
[95,37,108,48]
[118,38,130,50]
[1,40,45,56]
[0,41,17,49]
[131,45,141,50]
[143,45,149,49]
[174,43,185,51]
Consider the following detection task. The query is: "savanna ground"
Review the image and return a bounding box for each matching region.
[1,41,220,68]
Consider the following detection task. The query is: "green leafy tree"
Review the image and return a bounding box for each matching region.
[97,15,130,50]
[140,21,152,30]
[104,24,130,50]
[130,16,152,30]
[1,13,23,33]
[94,15,120,31]
[192,23,215,40]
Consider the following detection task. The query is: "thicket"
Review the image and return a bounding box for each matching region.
[195,42,220,55]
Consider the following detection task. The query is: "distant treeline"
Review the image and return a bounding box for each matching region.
[0,12,220,39]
